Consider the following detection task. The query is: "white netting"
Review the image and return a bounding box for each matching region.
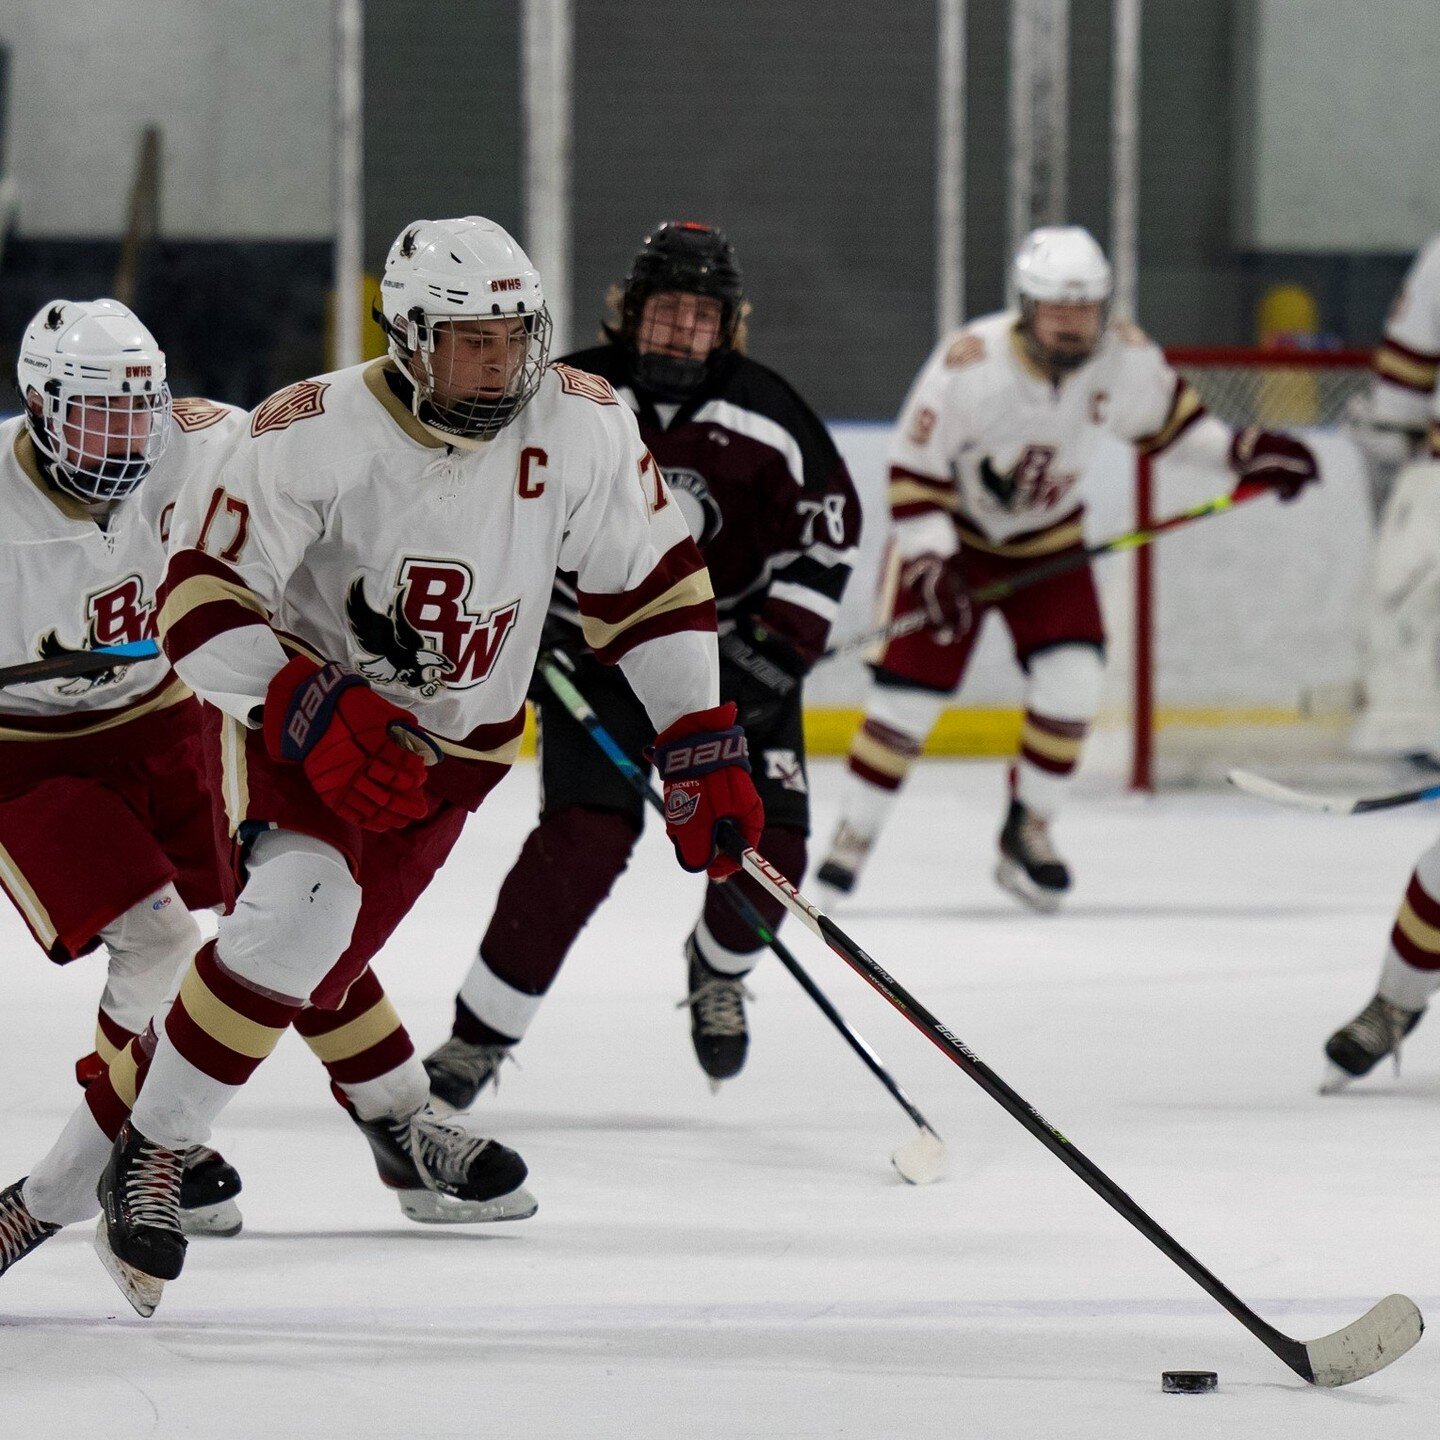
[1086,347,1384,791]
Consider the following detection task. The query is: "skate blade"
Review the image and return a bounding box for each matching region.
[93,1221,166,1317]
[423,1092,461,1118]
[994,858,1064,915]
[396,1183,538,1225]
[179,1197,243,1238]
[1318,1062,1358,1096]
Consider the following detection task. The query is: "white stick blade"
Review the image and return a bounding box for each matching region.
[891,1127,947,1185]
[1226,770,1351,815]
[1304,1293,1424,1387]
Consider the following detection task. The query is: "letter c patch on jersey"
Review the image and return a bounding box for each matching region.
[517,446,548,499]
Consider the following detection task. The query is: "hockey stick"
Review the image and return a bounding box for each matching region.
[537,652,946,1184]
[822,484,1269,662]
[711,828,1423,1386]
[0,638,162,689]
[1227,768,1440,817]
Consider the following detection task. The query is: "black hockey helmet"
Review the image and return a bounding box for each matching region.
[619,221,744,398]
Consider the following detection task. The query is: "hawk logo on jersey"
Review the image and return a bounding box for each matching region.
[347,561,520,695]
[662,466,724,546]
[36,632,125,695]
[251,380,330,437]
[36,574,157,695]
[978,446,1078,514]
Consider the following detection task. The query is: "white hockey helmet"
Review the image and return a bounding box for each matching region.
[16,298,172,503]
[1012,226,1114,306]
[376,216,552,440]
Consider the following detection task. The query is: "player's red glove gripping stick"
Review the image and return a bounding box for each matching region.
[651,702,765,880]
[264,657,429,832]
[899,552,972,638]
[1229,426,1319,504]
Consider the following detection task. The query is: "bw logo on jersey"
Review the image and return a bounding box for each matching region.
[36,574,158,695]
[346,560,520,697]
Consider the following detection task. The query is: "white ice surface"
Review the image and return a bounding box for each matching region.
[2,759,1438,1438]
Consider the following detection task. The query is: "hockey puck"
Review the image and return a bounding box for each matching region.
[1161,1370,1217,1394]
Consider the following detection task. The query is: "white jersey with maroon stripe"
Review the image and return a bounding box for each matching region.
[887,310,1232,558]
[0,401,244,738]
[1372,232,1440,453]
[159,359,717,767]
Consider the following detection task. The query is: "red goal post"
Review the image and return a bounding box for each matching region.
[1127,345,1376,791]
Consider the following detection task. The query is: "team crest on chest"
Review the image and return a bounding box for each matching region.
[38,573,157,695]
[346,560,520,695]
[662,466,724,546]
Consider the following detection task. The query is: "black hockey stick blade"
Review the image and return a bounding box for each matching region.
[0,638,162,689]
[719,829,1425,1387]
[1227,768,1440,816]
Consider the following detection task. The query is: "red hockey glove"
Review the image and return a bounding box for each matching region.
[263,657,431,832]
[900,552,972,638]
[1230,427,1319,503]
[651,702,765,879]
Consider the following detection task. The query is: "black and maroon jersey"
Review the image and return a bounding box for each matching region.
[550,345,860,666]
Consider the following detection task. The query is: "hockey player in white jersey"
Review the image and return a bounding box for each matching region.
[0,299,250,1264]
[67,216,760,1315]
[1348,231,1440,763]
[816,227,1318,912]
[0,299,551,1286]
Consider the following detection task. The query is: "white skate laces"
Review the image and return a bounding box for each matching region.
[407,1109,496,1190]
[679,972,753,1037]
[125,1139,185,1234]
[0,1184,58,1265]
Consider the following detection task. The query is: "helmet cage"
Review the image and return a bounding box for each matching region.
[382,303,553,440]
[1016,293,1113,374]
[620,223,743,400]
[27,376,172,503]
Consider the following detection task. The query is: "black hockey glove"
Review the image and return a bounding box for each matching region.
[718,617,806,736]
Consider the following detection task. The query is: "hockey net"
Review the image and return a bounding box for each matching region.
[1090,345,1377,791]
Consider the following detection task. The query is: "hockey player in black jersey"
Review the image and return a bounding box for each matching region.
[425,221,860,1097]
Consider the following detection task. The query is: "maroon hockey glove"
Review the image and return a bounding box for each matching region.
[651,702,765,880]
[899,552,972,637]
[1229,427,1319,503]
[263,656,430,832]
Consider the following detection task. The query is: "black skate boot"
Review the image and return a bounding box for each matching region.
[681,935,753,1088]
[179,1146,243,1237]
[995,799,1070,913]
[422,1036,514,1114]
[1321,994,1426,1093]
[0,1178,60,1278]
[94,1121,187,1317]
[815,821,875,900]
[350,1104,536,1225]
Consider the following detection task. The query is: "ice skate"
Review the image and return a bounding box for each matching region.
[0,1179,60,1278]
[351,1104,536,1224]
[422,1036,514,1114]
[1320,994,1426,1094]
[815,820,874,902]
[179,1146,243,1237]
[94,1121,187,1317]
[995,799,1070,913]
[681,936,752,1089]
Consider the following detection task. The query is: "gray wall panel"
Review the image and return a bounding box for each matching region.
[570,0,937,418]
[362,0,521,271]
